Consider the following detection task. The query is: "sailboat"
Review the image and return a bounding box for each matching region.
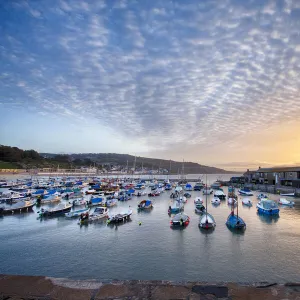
[199,176,216,230]
[226,197,246,230]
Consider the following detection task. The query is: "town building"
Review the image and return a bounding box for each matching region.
[244,166,300,187]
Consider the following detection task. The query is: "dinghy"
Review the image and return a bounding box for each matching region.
[65,207,90,218]
[214,190,226,200]
[238,188,253,196]
[211,197,221,205]
[194,197,203,205]
[228,197,237,205]
[242,198,252,207]
[170,213,190,227]
[195,204,206,214]
[137,199,153,210]
[278,198,295,206]
[257,193,268,200]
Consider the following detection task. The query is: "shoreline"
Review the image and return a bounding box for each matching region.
[1,274,300,299]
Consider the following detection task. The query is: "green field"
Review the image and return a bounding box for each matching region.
[0,161,21,169]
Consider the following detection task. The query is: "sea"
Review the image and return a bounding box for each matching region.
[0,174,300,283]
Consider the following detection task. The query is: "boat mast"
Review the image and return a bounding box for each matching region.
[205,174,208,219]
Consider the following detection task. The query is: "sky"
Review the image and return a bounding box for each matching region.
[1,0,300,171]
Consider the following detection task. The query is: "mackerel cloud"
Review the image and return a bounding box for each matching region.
[1,0,300,150]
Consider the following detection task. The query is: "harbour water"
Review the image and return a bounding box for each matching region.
[0,174,300,283]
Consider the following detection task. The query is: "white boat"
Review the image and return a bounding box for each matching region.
[228,198,237,205]
[78,207,109,224]
[39,195,61,204]
[214,190,226,200]
[203,187,213,195]
[178,196,187,203]
[257,193,268,200]
[194,197,203,205]
[278,198,295,206]
[242,198,252,207]
[65,208,90,218]
[199,213,216,229]
[72,198,87,206]
[238,188,253,196]
[211,197,221,205]
[280,192,295,197]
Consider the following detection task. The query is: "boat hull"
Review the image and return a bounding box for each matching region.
[257,207,279,215]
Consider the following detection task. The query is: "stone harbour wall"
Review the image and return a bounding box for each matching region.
[1,274,300,299]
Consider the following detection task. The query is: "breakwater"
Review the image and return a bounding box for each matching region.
[1,274,300,300]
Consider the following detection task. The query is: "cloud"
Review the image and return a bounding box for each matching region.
[1,0,300,165]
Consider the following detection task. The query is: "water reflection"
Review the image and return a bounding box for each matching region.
[226,226,246,235]
[257,212,280,224]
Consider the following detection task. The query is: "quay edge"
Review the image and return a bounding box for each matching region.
[1,274,300,300]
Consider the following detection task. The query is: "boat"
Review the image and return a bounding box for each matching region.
[211,197,221,205]
[104,198,117,207]
[242,198,253,207]
[238,188,253,196]
[107,208,133,224]
[280,192,295,197]
[226,198,246,230]
[38,195,61,205]
[72,198,87,206]
[228,197,237,205]
[211,181,221,189]
[278,198,295,206]
[256,199,280,215]
[193,183,204,191]
[178,196,187,203]
[257,193,268,200]
[135,191,147,197]
[203,187,213,195]
[165,184,172,190]
[78,207,109,224]
[170,213,190,227]
[38,203,72,218]
[194,197,203,205]
[137,199,153,210]
[174,186,183,193]
[168,200,184,214]
[199,176,216,230]
[65,207,90,218]
[184,183,193,191]
[0,200,35,214]
[214,190,226,200]
[86,196,105,206]
[195,203,206,214]
[183,192,191,198]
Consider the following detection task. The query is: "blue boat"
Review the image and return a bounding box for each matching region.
[226,198,246,230]
[256,199,280,215]
[137,199,153,210]
[65,207,90,218]
[86,196,105,206]
[168,200,184,214]
[184,183,193,191]
[165,184,172,190]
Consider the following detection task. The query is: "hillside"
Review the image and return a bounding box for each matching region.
[41,152,233,174]
[0,145,233,173]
